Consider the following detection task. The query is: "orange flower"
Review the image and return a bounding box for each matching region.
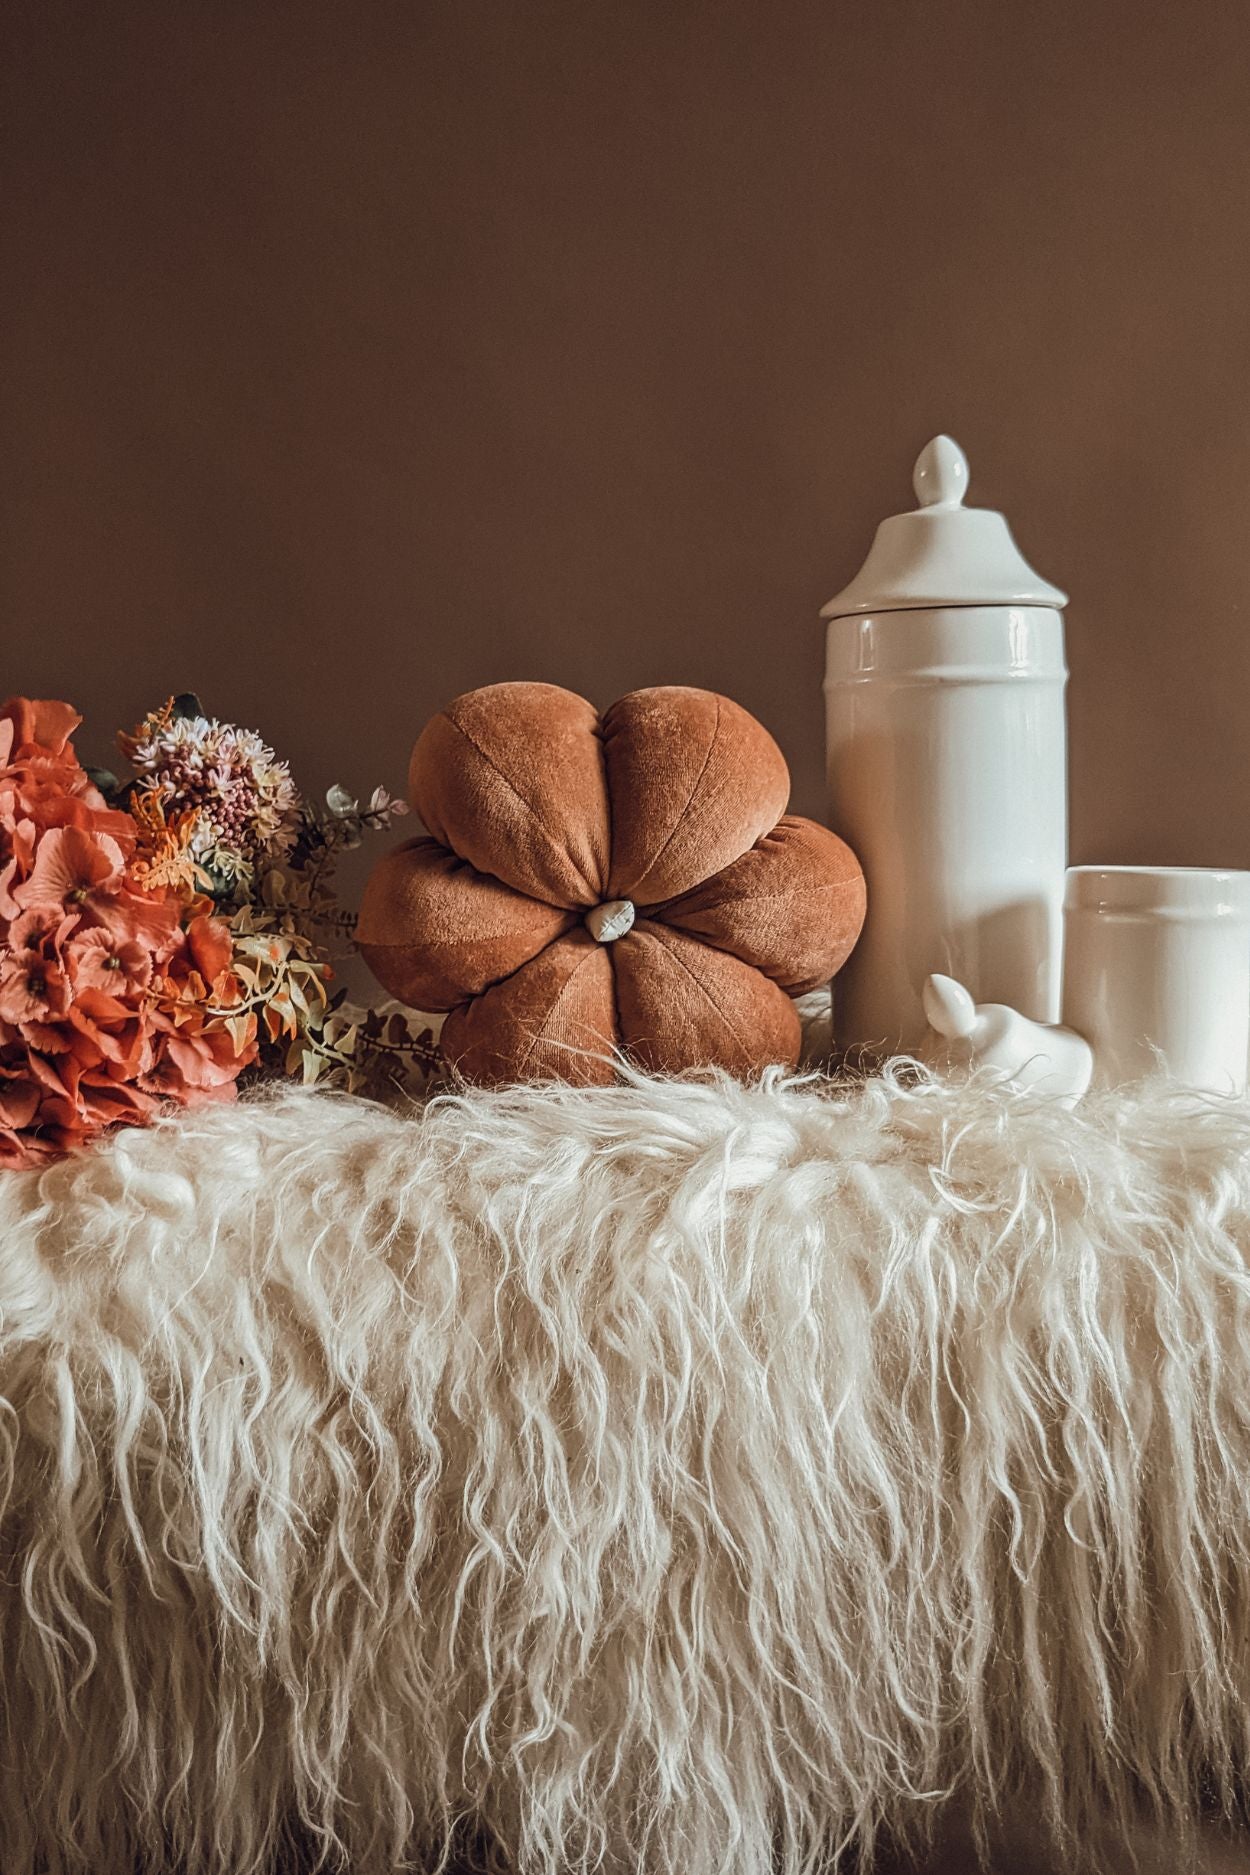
[0,698,257,1165]
[128,790,204,901]
[16,824,126,913]
[0,697,83,760]
[0,942,71,1031]
[67,928,152,997]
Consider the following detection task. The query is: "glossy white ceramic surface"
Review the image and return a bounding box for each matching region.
[822,438,1070,1055]
[1061,866,1250,1091]
[922,972,1093,1104]
[820,435,1068,618]
[825,603,1068,1052]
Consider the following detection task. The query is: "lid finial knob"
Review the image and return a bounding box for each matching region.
[913,435,969,510]
[819,432,1068,616]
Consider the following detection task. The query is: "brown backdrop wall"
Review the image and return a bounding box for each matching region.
[3,0,1249,868]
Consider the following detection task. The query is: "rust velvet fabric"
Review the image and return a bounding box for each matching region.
[357,683,865,1084]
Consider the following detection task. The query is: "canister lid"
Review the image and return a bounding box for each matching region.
[820,436,1068,618]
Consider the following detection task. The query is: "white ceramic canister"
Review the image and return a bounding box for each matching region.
[1062,866,1250,1092]
[822,436,1069,1054]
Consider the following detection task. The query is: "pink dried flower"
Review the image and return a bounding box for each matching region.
[120,701,300,875]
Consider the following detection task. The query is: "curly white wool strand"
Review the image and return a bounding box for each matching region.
[1,1068,1250,1871]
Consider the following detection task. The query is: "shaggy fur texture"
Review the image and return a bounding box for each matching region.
[4,1067,1250,1872]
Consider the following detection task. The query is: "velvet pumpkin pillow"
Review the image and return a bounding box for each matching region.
[356,683,865,1085]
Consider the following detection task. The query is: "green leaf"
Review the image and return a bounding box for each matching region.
[171,692,206,721]
[84,764,122,800]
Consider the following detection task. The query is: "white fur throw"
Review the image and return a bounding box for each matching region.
[4,1066,1250,1874]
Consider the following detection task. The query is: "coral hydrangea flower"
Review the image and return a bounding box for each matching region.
[0,699,134,852]
[15,824,179,950]
[0,938,71,1033]
[0,698,81,757]
[16,824,126,912]
[68,928,153,997]
[0,698,257,1166]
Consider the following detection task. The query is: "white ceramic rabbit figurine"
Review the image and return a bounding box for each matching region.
[922,972,1094,1105]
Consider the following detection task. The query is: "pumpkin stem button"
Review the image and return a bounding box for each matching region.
[585,898,635,943]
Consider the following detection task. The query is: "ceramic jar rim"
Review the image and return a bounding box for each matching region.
[1065,865,1250,919]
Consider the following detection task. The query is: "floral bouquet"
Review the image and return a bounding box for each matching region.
[0,694,439,1167]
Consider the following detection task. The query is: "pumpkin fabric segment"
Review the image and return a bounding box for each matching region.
[357,682,866,1084]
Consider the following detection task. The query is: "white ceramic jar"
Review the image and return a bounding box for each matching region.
[1062,866,1250,1092]
[823,437,1069,1054]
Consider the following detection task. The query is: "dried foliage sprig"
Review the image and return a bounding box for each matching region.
[108,695,442,1098]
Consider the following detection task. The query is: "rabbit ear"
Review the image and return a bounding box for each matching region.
[923,973,978,1040]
